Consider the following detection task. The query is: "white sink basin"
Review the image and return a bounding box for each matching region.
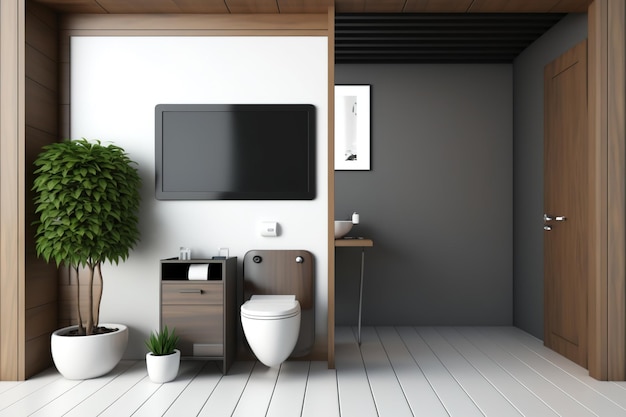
[334,220,353,239]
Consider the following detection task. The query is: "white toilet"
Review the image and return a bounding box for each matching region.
[241,250,314,368]
[240,295,301,368]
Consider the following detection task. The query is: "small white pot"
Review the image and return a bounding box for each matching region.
[146,349,181,383]
[51,324,128,380]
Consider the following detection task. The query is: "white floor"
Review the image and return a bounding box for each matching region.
[1,327,625,416]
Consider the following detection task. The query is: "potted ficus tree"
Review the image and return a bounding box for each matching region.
[32,138,141,380]
[145,326,180,383]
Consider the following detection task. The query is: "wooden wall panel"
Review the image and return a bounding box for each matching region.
[25,303,57,341]
[588,0,626,381]
[606,0,626,381]
[227,0,279,13]
[23,0,59,379]
[25,79,56,132]
[24,334,51,378]
[587,0,609,381]
[0,0,26,382]
[278,0,331,13]
[25,263,57,310]
[25,6,57,54]
[404,0,473,12]
[32,0,595,13]
[335,0,405,12]
[60,13,328,31]
[35,0,105,14]
[551,0,595,12]
[25,46,56,91]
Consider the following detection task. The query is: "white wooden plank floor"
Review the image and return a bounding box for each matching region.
[2,327,625,416]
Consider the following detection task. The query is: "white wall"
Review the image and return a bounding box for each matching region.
[70,36,329,358]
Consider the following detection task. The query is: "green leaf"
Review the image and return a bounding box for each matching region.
[145,326,179,356]
[46,179,60,190]
[31,137,142,334]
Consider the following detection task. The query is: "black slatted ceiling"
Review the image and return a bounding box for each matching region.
[335,13,566,64]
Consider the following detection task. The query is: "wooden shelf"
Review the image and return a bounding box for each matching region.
[335,238,373,248]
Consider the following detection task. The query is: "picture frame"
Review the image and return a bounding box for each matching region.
[334,85,371,170]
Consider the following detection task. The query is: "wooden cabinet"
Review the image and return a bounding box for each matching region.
[160,258,237,374]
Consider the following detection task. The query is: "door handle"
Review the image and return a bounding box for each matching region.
[544,213,567,222]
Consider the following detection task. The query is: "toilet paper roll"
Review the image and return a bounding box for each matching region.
[188,264,210,280]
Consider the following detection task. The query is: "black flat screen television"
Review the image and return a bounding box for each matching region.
[155,104,316,200]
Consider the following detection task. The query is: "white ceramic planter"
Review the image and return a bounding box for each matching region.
[146,349,181,383]
[51,324,128,380]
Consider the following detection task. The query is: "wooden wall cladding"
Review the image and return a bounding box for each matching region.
[24,0,59,379]
[0,0,24,381]
[33,0,592,14]
[588,0,626,381]
[606,0,626,381]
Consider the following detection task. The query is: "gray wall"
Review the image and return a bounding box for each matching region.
[512,14,588,339]
[335,65,513,326]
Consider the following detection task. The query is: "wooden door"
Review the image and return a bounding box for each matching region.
[544,40,588,368]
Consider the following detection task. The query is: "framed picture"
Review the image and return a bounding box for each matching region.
[335,85,371,170]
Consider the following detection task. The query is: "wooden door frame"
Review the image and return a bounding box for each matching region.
[588,0,625,380]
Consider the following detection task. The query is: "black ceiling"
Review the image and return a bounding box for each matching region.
[335,13,566,64]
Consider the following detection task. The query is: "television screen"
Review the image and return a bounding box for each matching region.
[155,104,316,200]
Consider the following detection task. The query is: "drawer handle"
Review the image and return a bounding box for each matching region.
[179,289,203,294]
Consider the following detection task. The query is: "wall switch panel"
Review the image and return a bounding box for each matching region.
[260,221,278,237]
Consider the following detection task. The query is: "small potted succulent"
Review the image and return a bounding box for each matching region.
[145,326,180,383]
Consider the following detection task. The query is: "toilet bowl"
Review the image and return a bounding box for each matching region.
[241,295,301,368]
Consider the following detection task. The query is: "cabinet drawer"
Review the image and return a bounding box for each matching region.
[162,304,223,357]
[162,282,223,305]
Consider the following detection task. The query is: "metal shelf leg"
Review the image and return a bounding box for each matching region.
[357,247,365,345]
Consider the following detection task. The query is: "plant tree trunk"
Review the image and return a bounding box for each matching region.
[93,262,103,328]
[74,265,85,336]
[85,261,95,335]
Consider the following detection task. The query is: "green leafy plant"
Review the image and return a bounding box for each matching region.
[32,138,141,336]
[145,326,179,356]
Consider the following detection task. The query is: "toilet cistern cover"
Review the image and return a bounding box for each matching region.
[241,295,300,319]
